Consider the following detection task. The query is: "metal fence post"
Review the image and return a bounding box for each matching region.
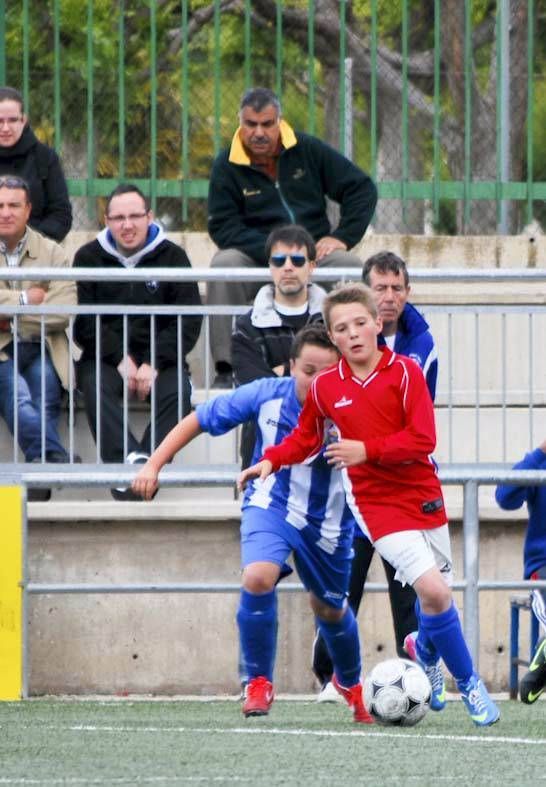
[463,478,480,668]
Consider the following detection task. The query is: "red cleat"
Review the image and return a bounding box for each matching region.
[242,676,274,717]
[332,675,374,724]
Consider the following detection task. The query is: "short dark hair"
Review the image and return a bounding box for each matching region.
[240,87,281,116]
[265,225,316,262]
[105,183,150,214]
[322,283,378,329]
[362,251,409,288]
[0,87,24,113]
[0,174,31,203]
[290,323,337,361]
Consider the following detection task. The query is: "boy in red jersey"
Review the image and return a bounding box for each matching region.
[239,283,499,727]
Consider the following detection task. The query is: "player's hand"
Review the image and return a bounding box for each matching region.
[315,236,347,261]
[135,363,158,401]
[324,439,366,469]
[117,355,138,395]
[131,460,160,500]
[237,460,273,492]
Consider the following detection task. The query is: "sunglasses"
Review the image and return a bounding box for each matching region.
[0,176,28,190]
[270,253,308,268]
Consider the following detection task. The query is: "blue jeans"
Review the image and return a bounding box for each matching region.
[0,342,66,461]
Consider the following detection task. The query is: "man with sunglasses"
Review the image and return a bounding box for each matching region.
[207,86,377,387]
[73,183,202,501]
[0,175,76,500]
[232,224,326,468]
[0,86,71,242]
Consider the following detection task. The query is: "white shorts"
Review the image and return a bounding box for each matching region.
[374,525,453,588]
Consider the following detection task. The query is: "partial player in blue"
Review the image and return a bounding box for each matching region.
[495,439,546,704]
[132,325,372,723]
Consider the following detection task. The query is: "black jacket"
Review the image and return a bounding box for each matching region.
[0,125,72,241]
[74,226,202,371]
[232,283,326,385]
[208,121,377,266]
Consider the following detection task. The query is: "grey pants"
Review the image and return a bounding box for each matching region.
[207,247,364,366]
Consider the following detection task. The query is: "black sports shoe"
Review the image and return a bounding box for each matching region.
[520,638,546,704]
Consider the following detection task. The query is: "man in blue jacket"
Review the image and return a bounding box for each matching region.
[496,441,546,704]
[206,86,377,387]
[312,250,439,702]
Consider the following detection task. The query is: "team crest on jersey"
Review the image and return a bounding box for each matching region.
[334,395,353,409]
[145,280,159,293]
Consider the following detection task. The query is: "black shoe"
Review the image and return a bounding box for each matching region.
[28,457,51,502]
[520,638,546,704]
[46,450,82,463]
[111,451,150,502]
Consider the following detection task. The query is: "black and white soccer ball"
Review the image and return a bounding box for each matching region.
[363,658,431,726]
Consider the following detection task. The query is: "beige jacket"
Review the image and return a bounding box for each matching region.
[0,226,76,389]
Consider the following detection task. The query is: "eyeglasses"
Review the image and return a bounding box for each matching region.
[270,253,308,268]
[0,175,29,192]
[0,117,23,127]
[107,212,148,225]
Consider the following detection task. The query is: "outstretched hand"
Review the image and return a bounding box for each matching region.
[237,459,273,492]
[324,439,366,469]
[131,460,160,500]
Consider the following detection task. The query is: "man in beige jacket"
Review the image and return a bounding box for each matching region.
[0,175,76,500]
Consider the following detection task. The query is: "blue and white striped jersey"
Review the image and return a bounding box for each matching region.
[195,376,355,547]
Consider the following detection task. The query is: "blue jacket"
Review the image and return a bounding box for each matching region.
[378,302,438,401]
[495,447,546,578]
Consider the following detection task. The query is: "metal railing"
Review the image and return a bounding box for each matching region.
[7,463,546,696]
[0,265,545,466]
[0,1,543,234]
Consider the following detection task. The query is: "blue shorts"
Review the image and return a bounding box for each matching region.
[241,505,353,609]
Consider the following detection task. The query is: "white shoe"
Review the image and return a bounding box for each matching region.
[317,680,344,704]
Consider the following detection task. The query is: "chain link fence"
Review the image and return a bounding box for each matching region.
[1,0,544,236]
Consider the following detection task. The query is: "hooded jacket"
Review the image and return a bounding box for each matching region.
[378,302,438,401]
[73,223,202,371]
[0,125,72,241]
[232,282,326,385]
[208,120,377,266]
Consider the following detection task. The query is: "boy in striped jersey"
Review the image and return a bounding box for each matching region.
[240,283,500,727]
[132,324,372,723]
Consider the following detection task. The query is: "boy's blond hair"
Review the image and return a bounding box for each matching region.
[322,283,378,329]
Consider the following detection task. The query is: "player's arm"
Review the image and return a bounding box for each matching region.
[365,361,437,464]
[132,412,203,499]
[495,442,546,510]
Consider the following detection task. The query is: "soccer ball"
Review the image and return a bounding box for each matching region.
[363,658,431,726]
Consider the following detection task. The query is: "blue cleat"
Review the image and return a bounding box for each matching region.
[458,674,500,727]
[404,631,446,711]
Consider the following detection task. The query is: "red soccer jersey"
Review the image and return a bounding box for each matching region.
[262,347,446,541]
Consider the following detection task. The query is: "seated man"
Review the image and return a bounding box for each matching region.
[207,86,377,386]
[0,175,76,501]
[232,224,326,467]
[74,183,202,501]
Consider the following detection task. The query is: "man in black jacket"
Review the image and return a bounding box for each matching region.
[232,224,325,468]
[207,87,377,387]
[0,86,72,241]
[74,184,202,500]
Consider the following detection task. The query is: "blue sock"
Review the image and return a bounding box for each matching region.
[414,599,439,666]
[418,603,474,683]
[317,607,361,687]
[236,589,277,682]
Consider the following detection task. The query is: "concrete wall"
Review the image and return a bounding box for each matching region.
[27,514,530,695]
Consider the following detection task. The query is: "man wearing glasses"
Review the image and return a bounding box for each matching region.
[207,86,377,387]
[0,175,76,500]
[0,86,72,242]
[73,183,202,501]
[232,224,326,468]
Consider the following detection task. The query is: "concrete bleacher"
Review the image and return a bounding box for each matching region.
[17,231,546,694]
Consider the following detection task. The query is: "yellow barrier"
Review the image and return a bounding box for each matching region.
[0,486,23,700]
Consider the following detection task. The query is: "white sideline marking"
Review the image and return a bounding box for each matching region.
[11,723,545,746]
